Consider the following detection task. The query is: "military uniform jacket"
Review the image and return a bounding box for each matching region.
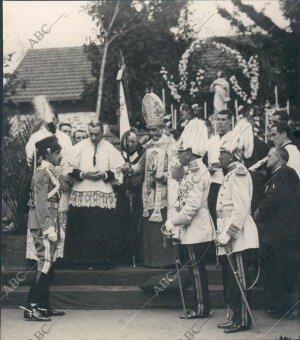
[28,161,60,232]
[216,161,259,255]
[170,158,215,244]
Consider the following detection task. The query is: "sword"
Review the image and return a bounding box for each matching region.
[224,246,260,333]
[161,224,187,318]
[171,235,188,319]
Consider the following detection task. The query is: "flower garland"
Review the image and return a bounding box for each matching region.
[160,40,207,102]
[160,66,182,102]
[211,42,259,104]
[161,38,260,104]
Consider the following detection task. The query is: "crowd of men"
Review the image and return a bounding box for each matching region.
[21,95,299,334]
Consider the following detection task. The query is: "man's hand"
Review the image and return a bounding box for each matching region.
[60,175,74,191]
[43,226,57,243]
[121,163,131,174]
[216,233,231,247]
[165,220,175,232]
[82,171,106,180]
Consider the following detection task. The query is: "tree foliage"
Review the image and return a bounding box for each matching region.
[82,0,189,125]
[218,0,300,114]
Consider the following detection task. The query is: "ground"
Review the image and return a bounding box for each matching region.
[1,308,300,340]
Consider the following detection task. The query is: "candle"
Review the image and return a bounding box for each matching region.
[287,100,290,115]
[174,109,177,129]
[232,116,235,128]
[234,100,238,121]
[275,86,278,108]
[265,111,269,143]
[171,104,174,129]
[213,117,217,135]
[162,88,166,109]
[204,101,207,120]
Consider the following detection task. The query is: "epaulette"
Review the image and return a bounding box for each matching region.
[235,165,247,176]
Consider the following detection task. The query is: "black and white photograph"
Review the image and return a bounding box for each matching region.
[2,0,300,339]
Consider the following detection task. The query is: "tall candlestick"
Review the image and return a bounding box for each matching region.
[234,100,238,121]
[171,104,174,129]
[162,88,166,109]
[213,116,217,136]
[265,111,269,143]
[275,86,278,108]
[204,101,207,120]
[174,109,177,130]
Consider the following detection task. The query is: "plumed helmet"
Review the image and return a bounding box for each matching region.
[178,118,208,157]
[35,135,61,159]
[33,95,56,123]
[220,118,254,160]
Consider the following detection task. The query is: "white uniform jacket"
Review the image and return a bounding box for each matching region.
[216,161,259,255]
[170,158,215,245]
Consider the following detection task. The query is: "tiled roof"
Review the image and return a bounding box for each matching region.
[11,46,95,103]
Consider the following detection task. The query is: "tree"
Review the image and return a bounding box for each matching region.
[217,0,300,113]
[3,54,34,233]
[3,53,21,135]
[82,0,189,124]
[83,0,164,120]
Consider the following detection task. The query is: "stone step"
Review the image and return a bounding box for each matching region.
[2,265,223,286]
[1,285,264,310]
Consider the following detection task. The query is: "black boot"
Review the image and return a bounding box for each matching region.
[38,272,65,317]
[217,320,234,329]
[21,304,51,322]
[39,308,66,317]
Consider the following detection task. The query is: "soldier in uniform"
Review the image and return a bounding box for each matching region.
[216,142,259,333]
[165,120,215,319]
[22,136,66,321]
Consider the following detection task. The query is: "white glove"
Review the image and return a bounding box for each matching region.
[60,229,65,240]
[217,232,231,246]
[43,226,57,242]
[165,220,175,232]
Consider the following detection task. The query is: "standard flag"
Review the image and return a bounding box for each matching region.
[117,52,130,140]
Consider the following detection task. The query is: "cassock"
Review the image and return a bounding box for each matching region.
[256,165,300,314]
[64,138,124,266]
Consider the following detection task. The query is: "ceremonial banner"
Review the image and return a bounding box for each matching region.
[117,51,130,140]
[119,80,130,140]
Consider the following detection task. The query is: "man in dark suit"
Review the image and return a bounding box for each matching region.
[255,147,300,317]
[244,136,269,213]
